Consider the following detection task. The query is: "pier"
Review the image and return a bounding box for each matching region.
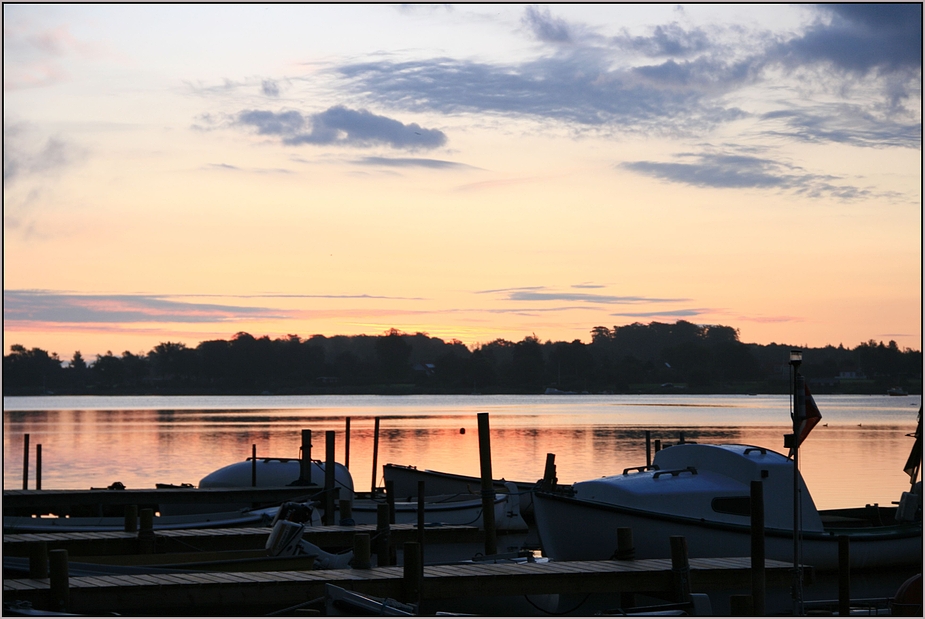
[4,555,801,615]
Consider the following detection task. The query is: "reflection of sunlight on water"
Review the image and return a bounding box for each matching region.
[4,395,919,510]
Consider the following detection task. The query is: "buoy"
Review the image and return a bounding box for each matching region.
[460,428,466,434]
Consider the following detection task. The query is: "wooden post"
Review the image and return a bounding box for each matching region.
[477,412,497,556]
[375,503,391,567]
[300,429,312,483]
[371,417,380,493]
[29,541,48,579]
[417,481,426,563]
[645,431,652,467]
[345,418,351,470]
[838,536,850,616]
[616,527,636,608]
[385,480,396,525]
[679,431,686,444]
[324,431,336,526]
[402,542,423,605]
[36,444,42,490]
[339,498,353,525]
[654,438,662,453]
[139,508,155,554]
[353,533,371,569]
[22,433,29,490]
[251,444,257,487]
[124,504,138,532]
[48,548,69,612]
[730,594,754,616]
[669,536,691,603]
[751,480,766,616]
[542,453,556,491]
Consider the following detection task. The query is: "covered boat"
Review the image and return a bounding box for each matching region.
[533,443,922,571]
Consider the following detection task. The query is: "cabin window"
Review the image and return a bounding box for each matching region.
[711,496,750,516]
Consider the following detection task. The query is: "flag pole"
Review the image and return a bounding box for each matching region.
[789,349,804,616]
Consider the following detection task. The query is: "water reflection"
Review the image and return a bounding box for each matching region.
[3,395,918,511]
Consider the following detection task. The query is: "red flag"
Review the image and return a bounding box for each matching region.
[789,383,822,457]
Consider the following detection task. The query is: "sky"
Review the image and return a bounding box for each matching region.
[3,4,922,362]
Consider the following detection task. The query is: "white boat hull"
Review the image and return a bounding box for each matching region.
[534,490,922,571]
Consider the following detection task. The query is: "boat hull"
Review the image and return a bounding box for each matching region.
[533,491,922,571]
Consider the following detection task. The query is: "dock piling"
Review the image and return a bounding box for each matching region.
[124,504,138,532]
[654,438,662,453]
[838,536,850,616]
[645,430,652,467]
[251,444,257,487]
[300,429,312,483]
[385,480,396,524]
[29,541,48,579]
[375,503,391,567]
[751,480,766,616]
[339,498,353,525]
[616,527,636,607]
[48,548,69,612]
[22,433,30,490]
[345,418,351,470]
[417,481,425,563]
[324,431,336,525]
[542,453,556,491]
[402,542,423,605]
[353,533,371,569]
[36,444,42,490]
[139,508,156,554]
[371,417,380,493]
[669,536,691,603]
[477,412,497,556]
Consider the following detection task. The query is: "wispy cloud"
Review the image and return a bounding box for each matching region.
[610,308,713,318]
[620,150,892,201]
[353,156,475,169]
[477,286,689,305]
[3,121,85,185]
[522,6,573,44]
[235,106,447,150]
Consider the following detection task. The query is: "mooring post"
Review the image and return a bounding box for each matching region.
[645,430,652,467]
[29,541,48,579]
[251,444,257,487]
[35,444,42,490]
[345,418,351,470]
[375,503,391,566]
[654,438,662,453]
[353,533,371,569]
[838,535,850,616]
[679,431,686,444]
[751,480,766,616]
[339,498,353,525]
[138,508,156,554]
[477,412,497,556]
[49,548,69,612]
[616,527,636,608]
[300,429,312,484]
[542,453,556,491]
[669,536,691,603]
[324,430,336,526]
[371,417,381,493]
[385,480,396,524]
[402,541,423,606]
[22,433,30,490]
[417,480,426,563]
[124,504,138,533]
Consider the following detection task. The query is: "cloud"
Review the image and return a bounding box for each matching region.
[235,106,447,150]
[620,150,888,200]
[760,106,921,149]
[522,6,572,43]
[775,4,922,75]
[3,122,85,185]
[353,156,474,169]
[610,308,713,318]
[478,286,688,305]
[615,23,712,57]
[3,290,290,324]
[203,162,294,174]
[261,79,280,97]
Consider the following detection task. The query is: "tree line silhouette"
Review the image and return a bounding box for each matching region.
[3,321,921,396]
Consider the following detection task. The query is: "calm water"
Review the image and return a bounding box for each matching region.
[3,394,920,510]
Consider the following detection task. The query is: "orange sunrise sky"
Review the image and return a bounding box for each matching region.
[4,4,922,361]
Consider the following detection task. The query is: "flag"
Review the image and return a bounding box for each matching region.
[789,383,822,457]
[903,406,922,485]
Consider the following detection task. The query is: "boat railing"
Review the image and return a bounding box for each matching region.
[653,466,698,478]
[743,447,767,456]
[623,464,660,475]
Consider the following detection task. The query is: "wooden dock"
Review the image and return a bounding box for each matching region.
[3,523,483,557]
[4,556,801,615]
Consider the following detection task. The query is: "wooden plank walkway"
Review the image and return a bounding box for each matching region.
[3,486,321,512]
[4,523,483,557]
[4,557,800,615]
